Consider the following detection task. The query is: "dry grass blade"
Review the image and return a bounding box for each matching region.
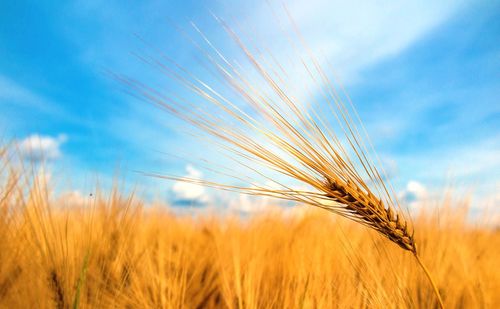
[123,14,445,308]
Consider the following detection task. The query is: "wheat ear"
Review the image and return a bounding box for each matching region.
[122,15,445,308]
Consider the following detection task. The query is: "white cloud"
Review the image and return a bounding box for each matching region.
[171,165,209,205]
[403,180,428,200]
[227,181,306,214]
[18,134,68,161]
[228,192,277,214]
[228,192,311,216]
[397,178,499,223]
[56,190,89,208]
[398,180,429,211]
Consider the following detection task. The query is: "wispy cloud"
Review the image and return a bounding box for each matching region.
[0,74,48,109]
[394,134,500,182]
[230,0,467,102]
[0,74,92,130]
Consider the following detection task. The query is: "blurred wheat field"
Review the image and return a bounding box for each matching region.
[0,153,498,308]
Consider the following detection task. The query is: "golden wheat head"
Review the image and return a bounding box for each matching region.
[120,14,443,307]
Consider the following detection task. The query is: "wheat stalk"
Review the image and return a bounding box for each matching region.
[122,14,445,308]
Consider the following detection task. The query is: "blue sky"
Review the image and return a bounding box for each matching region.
[1,1,499,212]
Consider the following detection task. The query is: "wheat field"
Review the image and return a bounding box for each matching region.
[2,8,499,308]
[0,149,498,309]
